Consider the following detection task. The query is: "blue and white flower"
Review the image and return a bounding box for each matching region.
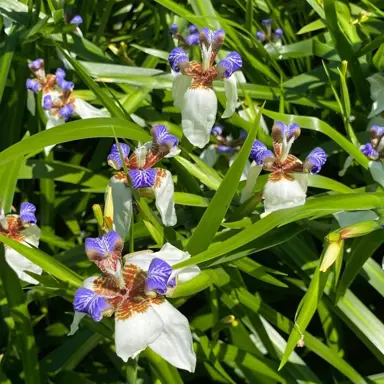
[200,126,250,181]
[27,59,109,154]
[241,122,327,214]
[0,202,41,285]
[69,231,199,371]
[168,28,242,148]
[105,125,179,239]
[360,125,384,187]
[256,18,283,55]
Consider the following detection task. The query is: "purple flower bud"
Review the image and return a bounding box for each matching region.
[168,47,188,72]
[26,79,41,93]
[217,51,242,78]
[43,95,53,110]
[70,15,83,25]
[211,125,223,136]
[185,33,200,46]
[274,28,283,39]
[28,58,44,71]
[59,104,74,120]
[169,23,178,35]
[304,147,327,174]
[360,143,380,160]
[262,19,272,27]
[256,31,265,42]
[188,24,198,34]
[251,140,274,166]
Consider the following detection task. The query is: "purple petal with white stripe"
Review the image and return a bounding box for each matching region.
[360,143,380,160]
[286,123,300,140]
[55,68,66,80]
[146,258,173,294]
[73,287,110,322]
[217,52,242,78]
[107,143,130,170]
[200,27,214,44]
[20,202,37,224]
[26,79,41,93]
[185,33,200,46]
[168,48,188,73]
[152,125,179,149]
[85,230,123,260]
[59,104,74,120]
[304,147,327,174]
[70,15,83,25]
[129,169,157,189]
[250,140,274,165]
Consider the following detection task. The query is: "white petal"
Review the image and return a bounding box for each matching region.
[74,98,110,119]
[263,175,307,213]
[3,15,13,35]
[21,224,41,247]
[240,161,262,203]
[182,87,217,148]
[149,300,196,372]
[229,154,250,182]
[68,312,86,336]
[221,75,238,119]
[4,245,42,285]
[172,72,192,110]
[165,146,181,158]
[369,161,384,188]
[27,90,36,116]
[115,306,164,362]
[154,170,177,226]
[200,145,219,167]
[105,176,133,240]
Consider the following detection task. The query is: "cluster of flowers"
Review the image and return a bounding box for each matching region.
[2,22,333,373]
[26,59,107,153]
[256,18,283,53]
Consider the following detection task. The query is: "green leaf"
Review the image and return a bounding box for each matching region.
[0,244,40,384]
[185,106,262,255]
[0,118,151,167]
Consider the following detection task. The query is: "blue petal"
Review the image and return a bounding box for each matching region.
[185,33,200,46]
[256,31,265,42]
[370,125,384,137]
[169,23,178,35]
[26,79,41,93]
[55,68,66,80]
[152,125,179,149]
[20,202,37,224]
[70,15,83,25]
[211,125,223,136]
[73,287,110,322]
[200,27,214,44]
[217,51,242,78]
[250,140,274,165]
[274,28,283,39]
[57,78,74,92]
[304,147,327,174]
[107,143,131,170]
[43,95,53,110]
[262,19,272,27]
[146,258,172,294]
[129,169,157,189]
[188,24,198,34]
[59,104,74,120]
[360,143,379,160]
[217,145,235,154]
[28,58,44,71]
[168,48,188,73]
[85,230,123,259]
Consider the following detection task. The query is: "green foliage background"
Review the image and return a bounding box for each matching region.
[0,0,384,383]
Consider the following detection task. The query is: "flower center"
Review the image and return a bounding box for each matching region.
[0,216,25,242]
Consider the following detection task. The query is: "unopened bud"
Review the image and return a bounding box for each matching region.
[320,240,343,272]
[341,61,348,77]
[221,315,238,327]
[92,204,104,232]
[339,220,381,239]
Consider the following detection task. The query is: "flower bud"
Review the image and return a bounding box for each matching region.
[339,220,381,239]
[320,239,343,272]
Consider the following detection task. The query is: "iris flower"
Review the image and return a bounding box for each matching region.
[26,59,108,153]
[241,122,327,214]
[200,125,250,181]
[168,27,242,148]
[106,125,179,239]
[256,19,283,54]
[69,230,200,371]
[0,202,41,284]
[360,125,384,187]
